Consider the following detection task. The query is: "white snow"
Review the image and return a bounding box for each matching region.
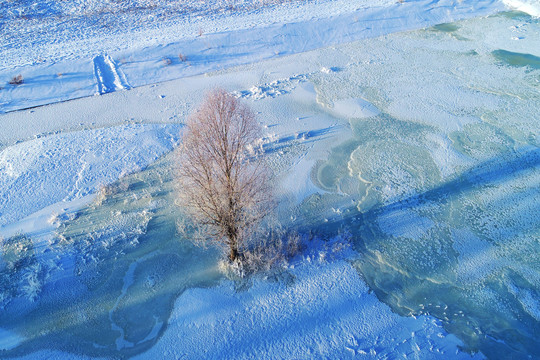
[0,0,506,113]
[0,123,181,231]
[503,0,540,16]
[0,0,536,358]
[135,260,479,360]
[329,98,381,119]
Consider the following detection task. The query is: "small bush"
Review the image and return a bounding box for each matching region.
[179,53,188,62]
[9,74,24,85]
[47,212,60,226]
[162,57,172,66]
[94,183,118,206]
[222,222,305,278]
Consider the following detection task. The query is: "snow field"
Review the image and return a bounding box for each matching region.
[0,123,181,231]
[503,0,540,16]
[1,0,506,113]
[0,37,488,357]
[0,1,538,359]
[135,260,481,360]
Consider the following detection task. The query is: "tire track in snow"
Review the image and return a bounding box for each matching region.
[93,54,131,95]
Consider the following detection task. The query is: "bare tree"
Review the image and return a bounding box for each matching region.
[177,88,272,262]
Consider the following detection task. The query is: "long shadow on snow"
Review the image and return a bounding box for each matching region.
[305,146,540,358]
[308,146,540,236]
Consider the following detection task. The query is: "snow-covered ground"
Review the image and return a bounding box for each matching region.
[503,0,540,16]
[1,0,539,359]
[0,124,181,229]
[0,0,507,113]
[135,259,481,360]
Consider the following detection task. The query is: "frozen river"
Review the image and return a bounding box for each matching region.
[0,8,538,360]
[308,10,540,359]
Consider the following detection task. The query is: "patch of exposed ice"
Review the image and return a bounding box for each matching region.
[378,208,435,240]
[349,140,440,205]
[507,282,540,321]
[423,132,474,180]
[451,228,500,285]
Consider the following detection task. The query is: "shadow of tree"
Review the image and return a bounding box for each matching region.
[304,146,540,359]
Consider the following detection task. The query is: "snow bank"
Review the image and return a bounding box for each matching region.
[135,260,481,359]
[329,98,380,119]
[0,123,181,229]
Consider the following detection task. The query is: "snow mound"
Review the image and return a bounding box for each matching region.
[329,98,380,119]
[0,328,23,351]
[234,74,309,100]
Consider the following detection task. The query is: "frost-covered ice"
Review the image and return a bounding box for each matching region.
[0,328,23,351]
[308,10,540,358]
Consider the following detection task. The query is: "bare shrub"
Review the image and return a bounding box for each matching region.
[177,88,273,262]
[9,74,24,85]
[239,225,304,276]
[1,234,34,271]
[94,183,119,206]
[232,227,354,278]
[162,57,172,66]
[178,53,188,62]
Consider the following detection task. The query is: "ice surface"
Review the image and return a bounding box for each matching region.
[307,11,540,358]
[0,328,23,351]
[328,98,381,119]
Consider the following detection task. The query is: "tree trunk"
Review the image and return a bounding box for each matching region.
[227,223,239,262]
[229,242,239,262]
